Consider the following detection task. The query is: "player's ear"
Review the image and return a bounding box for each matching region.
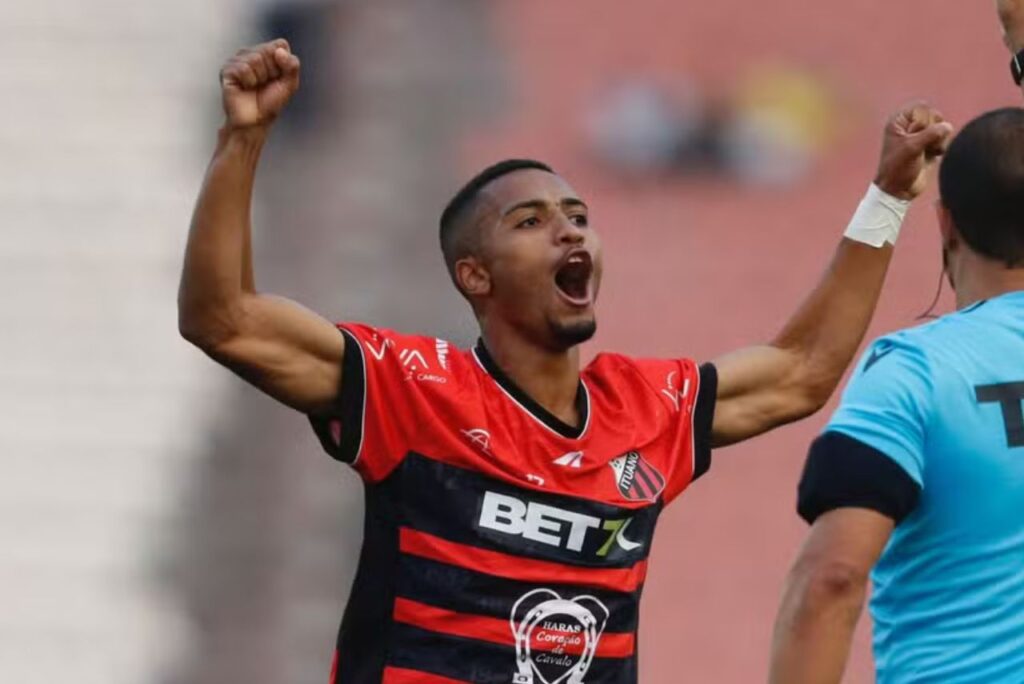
[935,201,960,253]
[456,255,491,298]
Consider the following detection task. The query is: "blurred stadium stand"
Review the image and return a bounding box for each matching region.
[0,1,1016,683]
[0,0,249,682]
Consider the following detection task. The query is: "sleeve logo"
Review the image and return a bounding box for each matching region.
[661,370,691,412]
[863,341,895,374]
[609,451,665,502]
[435,338,450,370]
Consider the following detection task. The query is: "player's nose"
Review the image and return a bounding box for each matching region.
[553,215,585,246]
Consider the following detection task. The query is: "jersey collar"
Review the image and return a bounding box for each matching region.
[472,340,590,440]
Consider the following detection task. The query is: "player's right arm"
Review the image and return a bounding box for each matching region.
[178,40,345,415]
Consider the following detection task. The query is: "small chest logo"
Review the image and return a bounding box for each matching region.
[552,451,585,469]
[461,428,493,456]
[609,451,665,503]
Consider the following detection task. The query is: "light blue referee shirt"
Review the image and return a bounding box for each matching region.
[824,290,1024,683]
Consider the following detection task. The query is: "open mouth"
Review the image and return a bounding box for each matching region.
[554,250,593,306]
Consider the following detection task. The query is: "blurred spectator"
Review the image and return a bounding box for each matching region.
[586,66,842,186]
[586,79,706,174]
[722,66,843,186]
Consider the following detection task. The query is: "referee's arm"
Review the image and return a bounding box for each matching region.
[707,105,952,447]
[768,507,892,684]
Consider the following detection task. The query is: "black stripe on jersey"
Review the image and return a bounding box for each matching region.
[630,477,649,501]
[392,452,660,568]
[692,363,718,481]
[649,461,666,490]
[395,553,641,634]
[797,431,922,525]
[309,327,364,464]
[474,339,589,439]
[388,622,637,684]
[334,482,399,683]
[633,462,660,499]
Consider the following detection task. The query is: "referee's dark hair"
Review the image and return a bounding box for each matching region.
[439,159,554,291]
[940,107,1024,268]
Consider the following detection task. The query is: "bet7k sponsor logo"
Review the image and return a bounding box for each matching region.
[478,491,643,558]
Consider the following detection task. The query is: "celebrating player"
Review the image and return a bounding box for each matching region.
[768,6,1024,682]
[179,41,950,683]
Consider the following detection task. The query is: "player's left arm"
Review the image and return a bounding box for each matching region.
[768,508,893,684]
[709,104,952,447]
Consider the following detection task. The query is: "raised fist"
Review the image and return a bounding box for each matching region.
[996,0,1024,52]
[874,104,954,201]
[219,39,301,129]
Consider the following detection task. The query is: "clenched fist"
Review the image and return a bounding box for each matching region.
[220,39,301,129]
[874,104,954,201]
[997,0,1024,51]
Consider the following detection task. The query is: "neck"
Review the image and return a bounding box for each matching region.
[953,251,1024,309]
[478,317,582,428]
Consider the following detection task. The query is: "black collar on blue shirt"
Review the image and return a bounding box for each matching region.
[473,339,588,440]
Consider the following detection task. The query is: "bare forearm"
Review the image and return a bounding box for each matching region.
[772,238,894,402]
[179,125,268,343]
[769,568,866,684]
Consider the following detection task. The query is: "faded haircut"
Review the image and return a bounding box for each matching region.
[439,159,555,290]
[940,108,1024,267]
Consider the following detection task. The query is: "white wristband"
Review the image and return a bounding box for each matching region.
[843,183,911,247]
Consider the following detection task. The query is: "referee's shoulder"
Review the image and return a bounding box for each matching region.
[859,315,963,382]
[890,305,985,348]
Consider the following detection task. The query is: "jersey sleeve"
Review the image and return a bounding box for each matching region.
[625,357,717,502]
[689,363,717,485]
[797,335,932,524]
[308,323,437,481]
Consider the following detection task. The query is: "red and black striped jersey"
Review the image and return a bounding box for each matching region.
[310,324,716,684]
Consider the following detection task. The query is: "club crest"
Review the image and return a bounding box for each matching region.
[609,451,665,502]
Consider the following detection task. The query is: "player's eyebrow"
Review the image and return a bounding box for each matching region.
[501,197,588,218]
[560,198,588,212]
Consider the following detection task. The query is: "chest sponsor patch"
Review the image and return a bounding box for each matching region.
[609,451,665,503]
[477,491,644,557]
[511,588,609,684]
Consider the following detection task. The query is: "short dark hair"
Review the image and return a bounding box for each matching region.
[439,159,555,290]
[940,107,1024,268]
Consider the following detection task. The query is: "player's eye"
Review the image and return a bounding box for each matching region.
[516,216,541,229]
[569,214,589,228]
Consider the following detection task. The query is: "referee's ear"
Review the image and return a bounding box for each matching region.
[935,202,960,254]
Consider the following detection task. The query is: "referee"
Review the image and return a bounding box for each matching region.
[769,7,1024,682]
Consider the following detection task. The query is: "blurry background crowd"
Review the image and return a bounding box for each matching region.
[0,1,1015,682]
